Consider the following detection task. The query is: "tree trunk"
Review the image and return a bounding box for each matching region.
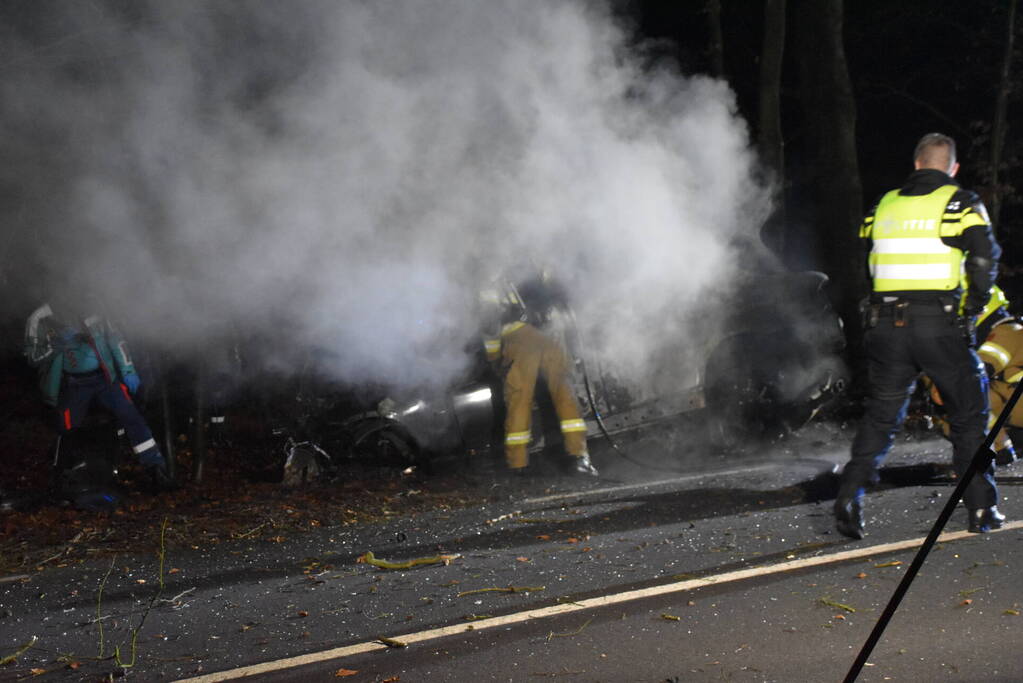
[792,0,864,339]
[759,0,787,258]
[989,0,1017,229]
[705,0,725,78]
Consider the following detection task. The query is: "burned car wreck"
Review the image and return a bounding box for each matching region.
[282,268,849,479]
[30,268,849,506]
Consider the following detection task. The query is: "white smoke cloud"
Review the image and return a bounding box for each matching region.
[0,0,772,392]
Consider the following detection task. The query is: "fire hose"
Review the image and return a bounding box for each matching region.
[566,309,691,474]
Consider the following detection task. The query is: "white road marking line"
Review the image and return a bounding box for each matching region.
[174,519,1023,682]
[522,462,795,506]
[0,574,30,584]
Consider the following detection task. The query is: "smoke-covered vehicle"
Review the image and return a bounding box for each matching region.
[286,269,849,474]
[701,270,849,448]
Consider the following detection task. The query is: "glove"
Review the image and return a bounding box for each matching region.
[122,374,141,394]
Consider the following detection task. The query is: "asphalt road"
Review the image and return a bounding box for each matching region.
[3,421,1023,682]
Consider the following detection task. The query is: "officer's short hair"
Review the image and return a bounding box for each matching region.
[913,133,957,172]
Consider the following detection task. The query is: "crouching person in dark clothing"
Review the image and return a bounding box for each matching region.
[24,302,176,495]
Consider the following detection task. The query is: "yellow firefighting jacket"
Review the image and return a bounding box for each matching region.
[479,284,526,362]
[979,319,1023,385]
[479,269,566,360]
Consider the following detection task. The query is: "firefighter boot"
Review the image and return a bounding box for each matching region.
[968,506,1005,533]
[573,452,599,477]
[834,495,865,540]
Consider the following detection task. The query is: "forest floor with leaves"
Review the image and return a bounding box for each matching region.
[0,381,491,578]
[0,463,489,579]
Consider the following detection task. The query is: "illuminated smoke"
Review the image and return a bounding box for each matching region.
[0,0,772,392]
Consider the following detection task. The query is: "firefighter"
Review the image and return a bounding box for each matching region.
[835,133,1002,539]
[975,287,1023,462]
[24,302,176,493]
[926,286,1020,466]
[480,271,598,476]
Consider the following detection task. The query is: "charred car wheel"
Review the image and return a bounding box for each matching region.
[703,330,847,451]
[703,340,772,451]
[350,419,421,470]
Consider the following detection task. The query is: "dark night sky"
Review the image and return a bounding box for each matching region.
[622,1,1020,255]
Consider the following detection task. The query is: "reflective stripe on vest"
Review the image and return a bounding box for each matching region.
[866,185,963,292]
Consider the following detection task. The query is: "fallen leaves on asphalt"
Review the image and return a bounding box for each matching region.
[819,598,856,613]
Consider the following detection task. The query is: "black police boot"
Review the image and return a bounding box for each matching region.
[572,452,599,477]
[968,506,1006,533]
[995,446,1018,467]
[834,496,865,540]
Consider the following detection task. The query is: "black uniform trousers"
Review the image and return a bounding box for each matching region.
[842,301,998,510]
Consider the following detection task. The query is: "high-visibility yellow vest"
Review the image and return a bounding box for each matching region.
[862,184,964,292]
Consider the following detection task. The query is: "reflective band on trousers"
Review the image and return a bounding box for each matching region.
[133,438,157,454]
[505,431,531,445]
[1007,371,1023,384]
[980,341,1011,369]
[560,419,587,433]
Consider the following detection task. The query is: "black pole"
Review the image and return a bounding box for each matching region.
[844,377,1023,682]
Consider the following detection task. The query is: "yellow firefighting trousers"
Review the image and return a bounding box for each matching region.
[929,376,1020,451]
[988,380,1023,450]
[498,323,588,469]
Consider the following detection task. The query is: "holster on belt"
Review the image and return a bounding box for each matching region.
[860,297,880,330]
[937,295,976,345]
[892,302,909,327]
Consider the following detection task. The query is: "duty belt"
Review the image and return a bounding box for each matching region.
[870,298,955,328]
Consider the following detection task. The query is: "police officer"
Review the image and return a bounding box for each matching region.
[24,302,176,493]
[835,133,1002,538]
